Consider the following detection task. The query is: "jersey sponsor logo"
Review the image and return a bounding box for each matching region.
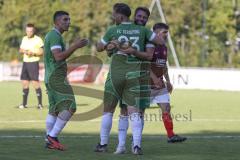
[155,58,166,67]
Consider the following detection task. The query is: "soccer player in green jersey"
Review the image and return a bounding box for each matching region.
[95,3,163,155]
[116,22,187,154]
[114,6,153,154]
[44,11,88,151]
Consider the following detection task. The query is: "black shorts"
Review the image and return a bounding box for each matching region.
[20,61,39,81]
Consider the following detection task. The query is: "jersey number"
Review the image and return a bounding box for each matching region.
[118,36,140,51]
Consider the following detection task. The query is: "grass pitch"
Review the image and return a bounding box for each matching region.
[0,81,239,160]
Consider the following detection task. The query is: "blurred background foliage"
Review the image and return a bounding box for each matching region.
[1,0,240,67]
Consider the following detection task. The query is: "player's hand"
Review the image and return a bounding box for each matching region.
[152,77,163,89]
[24,50,33,56]
[106,43,116,51]
[22,49,29,55]
[166,81,173,94]
[27,51,34,56]
[156,32,166,44]
[105,40,119,51]
[119,46,137,55]
[73,38,89,49]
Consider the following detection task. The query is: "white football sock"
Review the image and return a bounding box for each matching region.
[49,110,72,137]
[46,114,57,135]
[129,112,142,147]
[100,112,113,145]
[117,115,129,148]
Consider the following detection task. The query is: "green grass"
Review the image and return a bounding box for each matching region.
[0,81,240,160]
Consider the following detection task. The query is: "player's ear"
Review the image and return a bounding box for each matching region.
[120,15,124,21]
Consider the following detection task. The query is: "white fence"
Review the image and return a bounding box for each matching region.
[168,68,240,91]
[0,62,240,91]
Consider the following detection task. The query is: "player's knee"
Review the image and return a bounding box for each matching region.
[166,104,171,112]
[22,81,29,88]
[32,81,40,89]
[159,103,171,113]
[120,107,128,116]
[69,108,76,114]
[139,109,145,117]
[104,108,115,113]
[49,112,58,116]
[49,113,56,116]
[59,110,73,121]
[103,104,116,113]
[127,106,140,115]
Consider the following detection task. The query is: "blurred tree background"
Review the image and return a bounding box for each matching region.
[0,0,240,68]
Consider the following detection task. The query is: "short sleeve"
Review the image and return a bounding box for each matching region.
[37,37,44,48]
[145,28,156,42]
[49,33,62,51]
[146,42,155,48]
[20,37,26,49]
[101,27,114,45]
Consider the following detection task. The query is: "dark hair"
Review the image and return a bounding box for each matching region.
[26,23,35,28]
[53,11,69,22]
[153,22,169,31]
[113,3,121,10]
[113,3,131,17]
[134,7,150,17]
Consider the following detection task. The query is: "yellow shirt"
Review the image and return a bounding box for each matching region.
[20,35,44,62]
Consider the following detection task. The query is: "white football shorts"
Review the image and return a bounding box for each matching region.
[150,87,170,104]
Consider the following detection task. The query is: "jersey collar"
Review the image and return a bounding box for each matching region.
[121,22,132,25]
[27,35,36,39]
[53,28,61,36]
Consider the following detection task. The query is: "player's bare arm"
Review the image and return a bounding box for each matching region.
[163,66,173,93]
[19,48,33,56]
[33,47,44,56]
[150,69,163,88]
[119,46,154,61]
[53,38,88,61]
[19,48,28,54]
[96,40,119,52]
[19,47,43,57]
[28,48,44,56]
[96,42,105,52]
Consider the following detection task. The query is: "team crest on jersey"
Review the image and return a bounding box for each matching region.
[163,50,167,55]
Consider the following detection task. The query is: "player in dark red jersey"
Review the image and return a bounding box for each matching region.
[150,23,186,143]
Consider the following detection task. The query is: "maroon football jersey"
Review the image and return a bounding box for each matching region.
[151,44,168,88]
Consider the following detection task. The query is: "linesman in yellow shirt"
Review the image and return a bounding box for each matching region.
[19,23,44,109]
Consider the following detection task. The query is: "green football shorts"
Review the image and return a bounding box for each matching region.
[45,83,76,114]
[104,54,150,109]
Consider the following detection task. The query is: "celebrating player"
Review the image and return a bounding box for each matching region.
[44,11,88,151]
[95,3,163,155]
[115,6,153,154]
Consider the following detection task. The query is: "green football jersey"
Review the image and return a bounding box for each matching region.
[44,29,66,84]
[101,22,155,61]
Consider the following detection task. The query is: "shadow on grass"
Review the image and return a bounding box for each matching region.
[0,129,239,160]
[13,103,90,109]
